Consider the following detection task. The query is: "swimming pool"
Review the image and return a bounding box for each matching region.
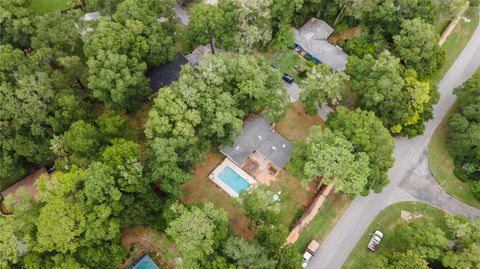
[131,254,159,269]
[218,166,250,194]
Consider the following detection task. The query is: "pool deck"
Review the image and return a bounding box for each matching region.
[209,158,257,198]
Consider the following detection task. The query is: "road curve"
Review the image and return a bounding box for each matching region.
[307,10,480,269]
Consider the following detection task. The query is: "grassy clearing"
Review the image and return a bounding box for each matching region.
[121,226,177,269]
[271,50,311,83]
[269,172,312,228]
[428,104,480,208]
[431,6,479,82]
[276,101,324,142]
[294,193,353,252]
[30,0,71,14]
[342,202,448,269]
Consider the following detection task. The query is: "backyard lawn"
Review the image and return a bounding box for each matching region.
[431,6,479,82]
[294,193,353,252]
[30,0,72,14]
[271,50,312,83]
[428,104,480,208]
[276,101,324,142]
[342,202,448,269]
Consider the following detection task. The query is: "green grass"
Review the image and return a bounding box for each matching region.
[342,202,449,269]
[428,104,480,208]
[271,50,311,83]
[30,0,72,14]
[294,193,353,252]
[431,6,479,82]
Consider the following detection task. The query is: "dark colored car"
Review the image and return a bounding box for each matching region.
[282,73,294,84]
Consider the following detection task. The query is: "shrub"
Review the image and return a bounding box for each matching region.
[454,166,470,182]
[471,180,480,200]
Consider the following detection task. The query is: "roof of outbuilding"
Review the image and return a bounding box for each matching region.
[146,52,188,94]
[81,11,101,21]
[220,115,292,169]
[293,18,348,71]
[1,167,48,199]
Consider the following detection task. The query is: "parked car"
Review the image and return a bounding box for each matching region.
[302,240,320,268]
[367,230,384,251]
[282,73,294,84]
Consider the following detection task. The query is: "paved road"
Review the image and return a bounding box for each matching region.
[308,11,480,269]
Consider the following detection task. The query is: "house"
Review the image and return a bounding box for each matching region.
[185,44,224,67]
[146,52,189,96]
[220,114,292,180]
[78,11,102,36]
[293,18,348,71]
[1,168,48,214]
[209,115,292,197]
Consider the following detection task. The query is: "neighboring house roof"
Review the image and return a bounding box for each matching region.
[293,18,348,71]
[220,115,292,169]
[81,11,101,21]
[1,167,48,199]
[146,52,188,94]
[185,44,224,66]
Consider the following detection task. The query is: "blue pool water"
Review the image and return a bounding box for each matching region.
[131,255,159,269]
[218,166,250,194]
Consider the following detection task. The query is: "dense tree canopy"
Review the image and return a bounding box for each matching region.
[393,18,444,75]
[0,45,87,186]
[448,70,480,196]
[288,126,370,194]
[300,64,349,115]
[83,0,176,109]
[346,50,438,136]
[327,107,395,193]
[166,203,229,268]
[145,53,289,195]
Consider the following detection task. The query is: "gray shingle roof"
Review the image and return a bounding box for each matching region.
[220,115,292,169]
[293,18,348,71]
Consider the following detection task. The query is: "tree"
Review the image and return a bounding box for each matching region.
[392,219,449,261]
[256,225,288,256]
[61,120,100,167]
[224,237,276,269]
[166,203,229,268]
[31,11,81,53]
[301,127,370,193]
[187,4,226,52]
[35,196,86,253]
[327,107,395,192]
[442,216,480,269]
[438,0,464,21]
[0,45,86,183]
[84,0,177,110]
[276,244,303,269]
[0,0,34,47]
[220,0,273,50]
[300,64,349,115]
[346,51,437,136]
[145,53,289,194]
[393,18,444,75]
[240,186,281,224]
[96,112,128,142]
[0,218,21,267]
[448,71,480,183]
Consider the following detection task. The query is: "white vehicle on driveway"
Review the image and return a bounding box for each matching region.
[367,231,384,251]
[302,240,320,268]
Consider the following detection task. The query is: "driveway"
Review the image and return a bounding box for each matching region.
[175,3,189,26]
[307,10,480,269]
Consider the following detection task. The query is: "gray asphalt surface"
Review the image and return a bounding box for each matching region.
[307,11,480,269]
